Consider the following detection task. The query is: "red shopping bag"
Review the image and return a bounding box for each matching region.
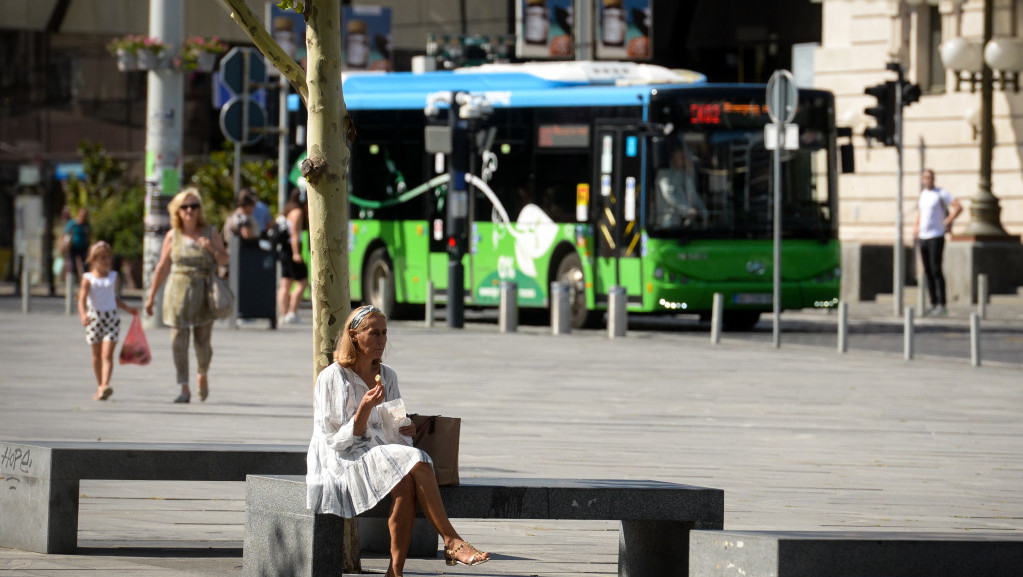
[119,313,152,365]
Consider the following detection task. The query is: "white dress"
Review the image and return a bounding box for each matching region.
[306,362,432,517]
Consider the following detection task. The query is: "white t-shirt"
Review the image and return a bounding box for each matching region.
[84,271,118,311]
[918,187,955,240]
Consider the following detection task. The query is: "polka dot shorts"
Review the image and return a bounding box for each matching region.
[85,309,120,345]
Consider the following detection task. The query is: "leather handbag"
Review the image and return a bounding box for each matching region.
[208,273,235,319]
[410,414,460,486]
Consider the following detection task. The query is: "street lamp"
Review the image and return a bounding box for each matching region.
[940,0,1018,237]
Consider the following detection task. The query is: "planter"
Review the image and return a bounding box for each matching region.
[116,49,138,72]
[195,51,217,73]
[137,49,164,70]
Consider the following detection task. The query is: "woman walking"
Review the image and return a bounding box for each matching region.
[144,187,229,403]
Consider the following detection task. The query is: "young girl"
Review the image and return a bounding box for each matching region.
[78,241,137,401]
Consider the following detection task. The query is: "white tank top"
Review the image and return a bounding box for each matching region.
[84,271,118,311]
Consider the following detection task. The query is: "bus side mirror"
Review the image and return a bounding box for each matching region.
[651,137,670,169]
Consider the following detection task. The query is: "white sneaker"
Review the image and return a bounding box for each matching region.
[282,312,296,324]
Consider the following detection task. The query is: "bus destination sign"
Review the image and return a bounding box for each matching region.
[688,102,773,127]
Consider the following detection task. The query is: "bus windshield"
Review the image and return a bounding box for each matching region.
[647,91,836,241]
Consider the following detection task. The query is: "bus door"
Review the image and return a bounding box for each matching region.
[593,122,644,307]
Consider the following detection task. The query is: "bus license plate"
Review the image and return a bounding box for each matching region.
[733,293,772,305]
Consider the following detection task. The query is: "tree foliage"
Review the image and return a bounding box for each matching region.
[185,143,279,228]
[65,141,145,261]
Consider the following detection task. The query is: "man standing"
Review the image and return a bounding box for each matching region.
[913,169,962,316]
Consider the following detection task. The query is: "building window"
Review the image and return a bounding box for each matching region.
[924,6,946,93]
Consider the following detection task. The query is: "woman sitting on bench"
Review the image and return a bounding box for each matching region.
[305,305,490,577]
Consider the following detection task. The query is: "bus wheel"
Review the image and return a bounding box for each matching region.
[554,252,593,329]
[364,247,396,318]
[722,310,761,331]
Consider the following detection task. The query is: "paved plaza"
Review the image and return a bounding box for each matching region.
[0,291,1021,576]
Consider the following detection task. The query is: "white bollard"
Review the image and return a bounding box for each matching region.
[608,285,627,339]
[837,301,848,353]
[970,312,981,367]
[550,282,570,335]
[903,306,914,361]
[425,281,434,328]
[710,292,724,344]
[977,273,988,320]
[499,281,518,333]
[65,272,73,316]
[20,257,29,315]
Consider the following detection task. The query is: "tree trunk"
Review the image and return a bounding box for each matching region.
[219,0,358,571]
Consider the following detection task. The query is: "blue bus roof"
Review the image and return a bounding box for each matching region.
[342,70,703,110]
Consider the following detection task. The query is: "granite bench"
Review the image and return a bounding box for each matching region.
[242,474,724,577]
[0,440,307,554]
[689,530,1023,577]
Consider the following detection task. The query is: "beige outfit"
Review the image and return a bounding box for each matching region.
[163,227,216,385]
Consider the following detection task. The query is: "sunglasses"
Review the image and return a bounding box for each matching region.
[180,203,201,211]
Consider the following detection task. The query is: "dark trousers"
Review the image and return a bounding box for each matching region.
[919,236,946,307]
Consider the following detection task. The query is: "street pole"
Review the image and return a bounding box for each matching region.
[446,93,468,328]
[964,0,1009,237]
[574,0,592,61]
[893,64,905,317]
[142,0,184,329]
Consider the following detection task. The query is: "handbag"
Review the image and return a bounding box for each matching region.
[410,414,460,486]
[119,313,152,365]
[208,272,235,319]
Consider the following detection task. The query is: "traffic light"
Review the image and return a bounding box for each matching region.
[901,81,921,106]
[864,81,896,146]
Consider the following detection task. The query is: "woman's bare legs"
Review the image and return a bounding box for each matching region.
[407,462,490,564]
[288,279,308,317]
[386,476,416,577]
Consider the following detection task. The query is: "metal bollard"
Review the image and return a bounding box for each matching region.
[608,285,627,339]
[425,281,434,328]
[65,273,73,316]
[977,273,988,320]
[550,282,570,335]
[20,257,29,314]
[903,306,914,361]
[837,301,848,353]
[970,312,981,367]
[499,281,518,333]
[710,292,724,344]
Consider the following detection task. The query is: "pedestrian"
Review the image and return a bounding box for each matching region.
[223,190,259,245]
[276,189,308,324]
[306,305,491,577]
[913,169,962,316]
[239,187,273,233]
[63,207,93,282]
[78,241,137,401]
[144,187,230,403]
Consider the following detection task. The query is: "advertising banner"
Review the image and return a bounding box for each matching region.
[516,0,575,60]
[594,0,652,61]
[342,5,393,71]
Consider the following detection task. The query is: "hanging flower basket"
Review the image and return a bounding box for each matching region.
[137,49,160,70]
[180,36,227,73]
[107,35,145,72]
[115,49,138,72]
[137,37,170,70]
[194,51,217,72]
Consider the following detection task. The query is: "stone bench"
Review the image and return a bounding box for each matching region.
[243,474,724,577]
[689,530,1023,577]
[0,440,307,554]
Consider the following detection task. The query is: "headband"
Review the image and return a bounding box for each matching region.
[349,305,381,330]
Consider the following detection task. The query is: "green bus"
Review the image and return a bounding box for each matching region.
[343,62,840,329]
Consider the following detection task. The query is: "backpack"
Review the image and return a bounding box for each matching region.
[264,215,290,255]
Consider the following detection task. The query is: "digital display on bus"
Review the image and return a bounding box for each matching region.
[537,124,590,148]
[686,101,773,128]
